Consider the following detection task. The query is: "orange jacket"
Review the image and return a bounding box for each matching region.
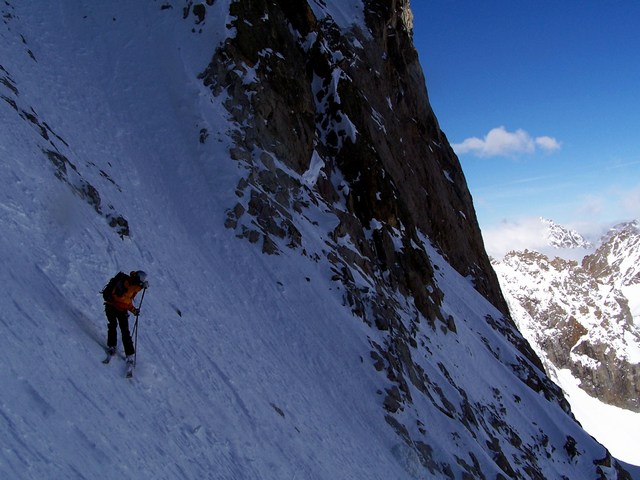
[107,280,142,313]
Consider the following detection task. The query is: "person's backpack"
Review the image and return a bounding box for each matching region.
[101,271,129,301]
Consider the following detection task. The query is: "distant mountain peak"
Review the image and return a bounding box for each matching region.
[540,217,593,250]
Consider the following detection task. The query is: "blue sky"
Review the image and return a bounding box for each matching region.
[410,1,640,254]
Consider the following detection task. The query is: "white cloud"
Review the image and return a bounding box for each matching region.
[453,126,561,158]
[534,135,562,153]
[482,217,548,258]
[482,216,596,261]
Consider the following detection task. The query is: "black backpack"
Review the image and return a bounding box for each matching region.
[101,271,128,301]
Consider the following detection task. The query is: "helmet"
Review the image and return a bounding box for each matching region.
[130,270,148,288]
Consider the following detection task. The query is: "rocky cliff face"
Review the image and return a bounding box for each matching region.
[199,0,507,322]
[494,221,640,412]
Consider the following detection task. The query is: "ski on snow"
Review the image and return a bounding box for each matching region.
[102,350,134,378]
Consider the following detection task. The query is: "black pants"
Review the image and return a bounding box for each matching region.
[105,304,135,356]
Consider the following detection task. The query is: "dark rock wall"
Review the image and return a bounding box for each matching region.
[355,1,506,313]
[200,0,507,318]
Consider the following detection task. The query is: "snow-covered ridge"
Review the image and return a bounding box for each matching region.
[541,217,593,250]
[585,220,640,287]
[493,217,640,463]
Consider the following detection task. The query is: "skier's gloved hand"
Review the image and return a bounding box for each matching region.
[131,307,140,316]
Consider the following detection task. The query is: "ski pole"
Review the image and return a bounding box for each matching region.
[132,288,146,367]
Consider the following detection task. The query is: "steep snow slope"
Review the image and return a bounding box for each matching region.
[0,4,413,476]
[1,1,637,478]
[557,369,640,469]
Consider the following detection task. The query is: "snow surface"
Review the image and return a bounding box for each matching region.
[557,369,640,467]
[2,1,638,478]
[2,3,403,478]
